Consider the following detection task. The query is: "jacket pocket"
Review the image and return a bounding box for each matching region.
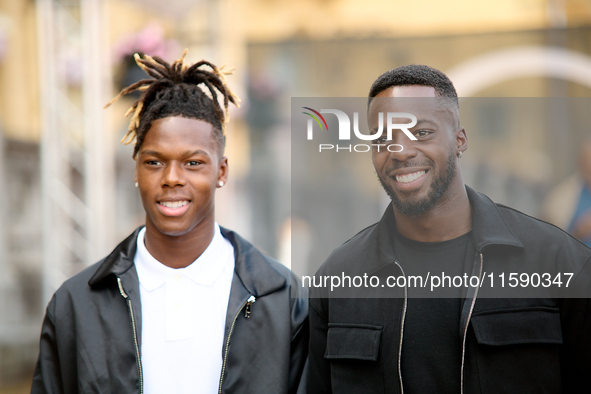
[471,306,563,346]
[324,324,385,393]
[325,323,382,361]
[469,307,562,393]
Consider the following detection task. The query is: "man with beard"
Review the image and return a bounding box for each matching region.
[307,65,591,393]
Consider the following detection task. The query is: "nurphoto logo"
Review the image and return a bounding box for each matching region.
[302,107,417,153]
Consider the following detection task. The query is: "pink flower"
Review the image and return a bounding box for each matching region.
[112,23,180,63]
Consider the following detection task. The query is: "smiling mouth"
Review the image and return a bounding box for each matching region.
[158,200,189,208]
[395,170,426,183]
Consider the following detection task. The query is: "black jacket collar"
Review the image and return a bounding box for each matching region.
[465,186,523,250]
[88,226,286,297]
[374,185,523,266]
[219,227,286,297]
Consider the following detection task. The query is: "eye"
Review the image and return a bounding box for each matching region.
[414,130,432,138]
[145,160,162,166]
[374,136,388,144]
[186,160,202,167]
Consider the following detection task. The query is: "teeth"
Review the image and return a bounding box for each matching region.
[160,200,188,208]
[396,170,425,183]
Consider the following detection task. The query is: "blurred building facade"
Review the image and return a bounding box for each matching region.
[0,0,590,390]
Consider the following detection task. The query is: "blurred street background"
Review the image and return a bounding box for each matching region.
[1,0,591,391]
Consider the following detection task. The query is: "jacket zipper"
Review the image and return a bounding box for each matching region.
[218,295,256,394]
[393,260,408,394]
[244,295,256,318]
[460,253,483,394]
[117,277,143,394]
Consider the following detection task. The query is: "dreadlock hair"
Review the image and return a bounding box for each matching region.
[368,64,459,127]
[105,49,241,158]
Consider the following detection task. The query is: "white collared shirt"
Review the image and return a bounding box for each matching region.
[134,224,235,394]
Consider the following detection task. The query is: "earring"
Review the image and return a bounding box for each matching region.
[457,151,463,158]
[135,182,138,188]
[218,181,224,187]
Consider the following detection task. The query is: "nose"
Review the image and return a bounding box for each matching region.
[386,130,417,162]
[162,162,186,187]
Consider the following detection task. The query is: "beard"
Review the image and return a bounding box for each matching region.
[377,151,457,217]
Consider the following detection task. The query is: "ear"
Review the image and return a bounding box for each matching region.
[217,156,228,186]
[455,126,468,155]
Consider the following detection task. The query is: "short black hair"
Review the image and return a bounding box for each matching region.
[369,64,458,99]
[368,65,460,126]
[105,50,240,158]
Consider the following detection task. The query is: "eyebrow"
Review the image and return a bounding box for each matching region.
[371,119,437,133]
[415,119,437,126]
[139,149,210,157]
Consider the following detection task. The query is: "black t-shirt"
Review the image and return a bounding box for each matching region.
[393,226,475,393]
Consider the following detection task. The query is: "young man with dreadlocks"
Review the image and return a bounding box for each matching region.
[31,51,308,394]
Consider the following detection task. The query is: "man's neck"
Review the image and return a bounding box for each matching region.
[143,219,215,269]
[394,184,472,243]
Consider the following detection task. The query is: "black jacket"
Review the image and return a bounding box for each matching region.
[32,227,308,394]
[308,187,591,393]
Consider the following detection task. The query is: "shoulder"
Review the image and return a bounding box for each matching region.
[497,203,589,251]
[51,259,106,302]
[44,258,112,325]
[469,186,591,260]
[254,246,305,291]
[220,226,305,291]
[487,203,591,297]
[220,227,308,325]
[48,228,140,310]
[494,204,591,275]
